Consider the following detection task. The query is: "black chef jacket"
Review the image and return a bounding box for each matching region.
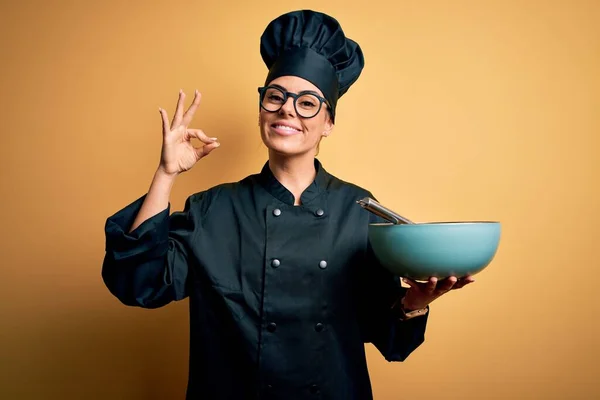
[102,158,428,400]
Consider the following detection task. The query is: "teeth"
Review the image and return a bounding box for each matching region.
[274,125,299,132]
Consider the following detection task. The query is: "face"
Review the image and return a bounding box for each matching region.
[259,75,334,157]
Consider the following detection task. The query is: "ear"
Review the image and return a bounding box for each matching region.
[322,116,334,137]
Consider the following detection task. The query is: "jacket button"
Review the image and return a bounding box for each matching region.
[319,260,327,269]
[310,384,320,394]
[315,209,324,217]
[273,208,282,217]
[315,323,324,332]
[271,259,280,268]
[267,322,277,332]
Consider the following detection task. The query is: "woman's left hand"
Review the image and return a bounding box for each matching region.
[401,275,475,310]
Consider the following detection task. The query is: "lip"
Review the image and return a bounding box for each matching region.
[270,120,302,136]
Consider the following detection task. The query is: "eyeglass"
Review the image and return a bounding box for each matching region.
[258,86,329,119]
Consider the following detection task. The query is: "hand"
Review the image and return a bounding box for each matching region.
[158,89,220,176]
[400,275,475,310]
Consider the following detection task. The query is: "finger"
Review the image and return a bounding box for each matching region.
[453,276,475,289]
[171,89,186,129]
[436,276,458,292]
[195,141,220,159]
[181,90,202,127]
[425,277,438,294]
[187,128,218,144]
[401,277,419,288]
[159,107,170,134]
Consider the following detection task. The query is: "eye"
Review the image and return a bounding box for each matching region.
[297,94,319,109]
[267,94,284,103]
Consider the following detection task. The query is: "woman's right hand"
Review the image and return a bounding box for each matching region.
[158,89,220,176]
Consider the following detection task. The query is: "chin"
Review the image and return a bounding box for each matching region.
[262,138,311,157]
[260,126,316,157]
[265,142,304,156]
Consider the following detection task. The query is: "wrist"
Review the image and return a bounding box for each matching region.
[149,168,178,195]
[401,298,426,312]
[156,166,179,180]
[392,295,429,321]
[154,168,179,190]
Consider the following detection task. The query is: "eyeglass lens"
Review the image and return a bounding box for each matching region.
[261,87,322,118]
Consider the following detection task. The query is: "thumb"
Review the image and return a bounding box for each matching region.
[187,128,217,144]
[195,141,220,160]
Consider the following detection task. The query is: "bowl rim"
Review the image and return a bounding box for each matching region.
[369,221,501,226]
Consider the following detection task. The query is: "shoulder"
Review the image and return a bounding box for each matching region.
[325,171,375,199]
[182,172,259,213]
[324,170,388,224]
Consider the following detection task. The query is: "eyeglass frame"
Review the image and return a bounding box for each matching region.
[257,85,331,119]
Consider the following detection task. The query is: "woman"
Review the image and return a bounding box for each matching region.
[102,10,473,400]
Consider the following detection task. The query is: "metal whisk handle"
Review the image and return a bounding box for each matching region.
[356,197,415,225]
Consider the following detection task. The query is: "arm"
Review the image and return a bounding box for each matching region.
[357,196,429,361]
[358,238,429,362]
[357,196,475,361]
[101,89,219,308]
[101,187,206,309]
[128,168,177,233]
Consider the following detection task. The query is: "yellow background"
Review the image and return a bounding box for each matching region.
[1,0,598,399]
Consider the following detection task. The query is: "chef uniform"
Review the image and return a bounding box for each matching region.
[102,10,429,400]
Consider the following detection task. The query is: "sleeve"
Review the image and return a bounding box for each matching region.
[101,191,209,309]
[358,196,429,362]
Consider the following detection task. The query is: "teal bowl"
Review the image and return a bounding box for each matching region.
[368,222,501,281]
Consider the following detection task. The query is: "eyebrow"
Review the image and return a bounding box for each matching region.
[270,84,322,97]
[271,84,287,91]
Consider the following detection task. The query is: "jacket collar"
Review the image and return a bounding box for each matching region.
[258,158,330,205]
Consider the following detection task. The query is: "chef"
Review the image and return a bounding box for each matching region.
[102,9,473,399]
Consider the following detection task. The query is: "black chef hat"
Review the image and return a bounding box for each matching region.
[260,10,365,122]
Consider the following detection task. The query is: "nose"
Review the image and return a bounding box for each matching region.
[279,96,296,116]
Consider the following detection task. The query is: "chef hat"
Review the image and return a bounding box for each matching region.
[260,9,365,122]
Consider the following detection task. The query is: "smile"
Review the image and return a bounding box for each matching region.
[271,124,302,135]
[273,124,301,132]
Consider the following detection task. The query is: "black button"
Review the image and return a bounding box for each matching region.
[315,323,324,332]
[271,259,280,268]
[273,208,281,217]
[267,322,277,332]
[310,384,319,394]
[315,209,324,217]
[319,260,327,269]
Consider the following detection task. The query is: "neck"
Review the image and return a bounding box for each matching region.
[268,151,317,206]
